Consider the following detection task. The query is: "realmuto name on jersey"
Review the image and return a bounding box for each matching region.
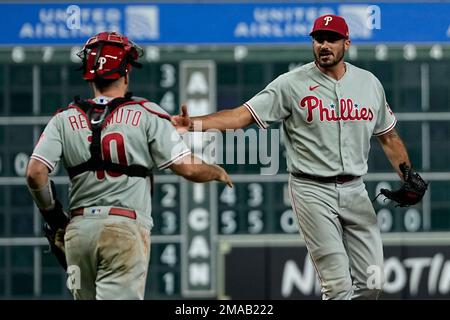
[68,108,142,131]
[300,95,374,123]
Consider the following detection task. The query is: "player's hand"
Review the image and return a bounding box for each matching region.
[171,105,192,133]
[43,223,67,270]
[54,227,66,253]
[380,163,428,207]
[215,165,233,188]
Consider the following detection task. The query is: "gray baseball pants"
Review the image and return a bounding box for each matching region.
[64,214,151,300]
[289,174,384,300]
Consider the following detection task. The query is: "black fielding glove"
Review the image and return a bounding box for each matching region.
[380,163,428,207]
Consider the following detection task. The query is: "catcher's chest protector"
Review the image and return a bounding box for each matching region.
[66,95,153,180]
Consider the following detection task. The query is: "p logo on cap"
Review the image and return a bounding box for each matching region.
[323,16,333,26]
[310,14,349,39]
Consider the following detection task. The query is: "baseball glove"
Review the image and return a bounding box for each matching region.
[380,163,428,207]
[39,182,69,270]
[43,221,67,270]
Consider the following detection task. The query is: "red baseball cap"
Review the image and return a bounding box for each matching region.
[310,14,349,39]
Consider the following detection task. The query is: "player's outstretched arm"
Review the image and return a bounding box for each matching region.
[169,154,233,188]
[376,128,412,180]
[171,104,255,132]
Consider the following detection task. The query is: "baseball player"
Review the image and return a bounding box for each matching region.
[26,31,232,300]
[172,15,427,299]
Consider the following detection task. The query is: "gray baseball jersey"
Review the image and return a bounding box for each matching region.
[245,61,397,177]
[31,96,191,229]
[245,61,393,299]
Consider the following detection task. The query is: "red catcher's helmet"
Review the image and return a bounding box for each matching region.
[77,31,144,81]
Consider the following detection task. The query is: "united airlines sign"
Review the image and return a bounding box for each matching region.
[0,3,449,45]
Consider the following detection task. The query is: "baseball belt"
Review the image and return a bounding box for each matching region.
[71,207,137,219]
[291,172,359,184]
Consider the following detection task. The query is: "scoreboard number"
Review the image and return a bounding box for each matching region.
[377,209,393,232]
[159,91,176,114]
[220,186,237,206]
[160,64,176,88]
[280,209,299,234]
[221,210,237,234]
[404,208,421,232]
[161,183,177,207]
[14,152,29,176]
[42,47,54,63]
[375,44,388,61]
[12,47,25,63]
[247,183,263,207]
[403,44,417,61]
[248,210,264,234]
[429,44,443,60]
[160,244,178,267]
[162,272,175,295]
[161,211,178,235]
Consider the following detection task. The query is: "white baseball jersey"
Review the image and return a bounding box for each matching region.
[245,62,396,177]
[31,96,191,229]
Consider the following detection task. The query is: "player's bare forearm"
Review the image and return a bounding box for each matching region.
[190,105,255,132]
[26,159,50,189]
[26,159,59,211]
[184,163,227,184]
[377,128,411,180]
[169,155,233,187]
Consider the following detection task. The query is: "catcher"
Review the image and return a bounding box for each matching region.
[26,31,232,299]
